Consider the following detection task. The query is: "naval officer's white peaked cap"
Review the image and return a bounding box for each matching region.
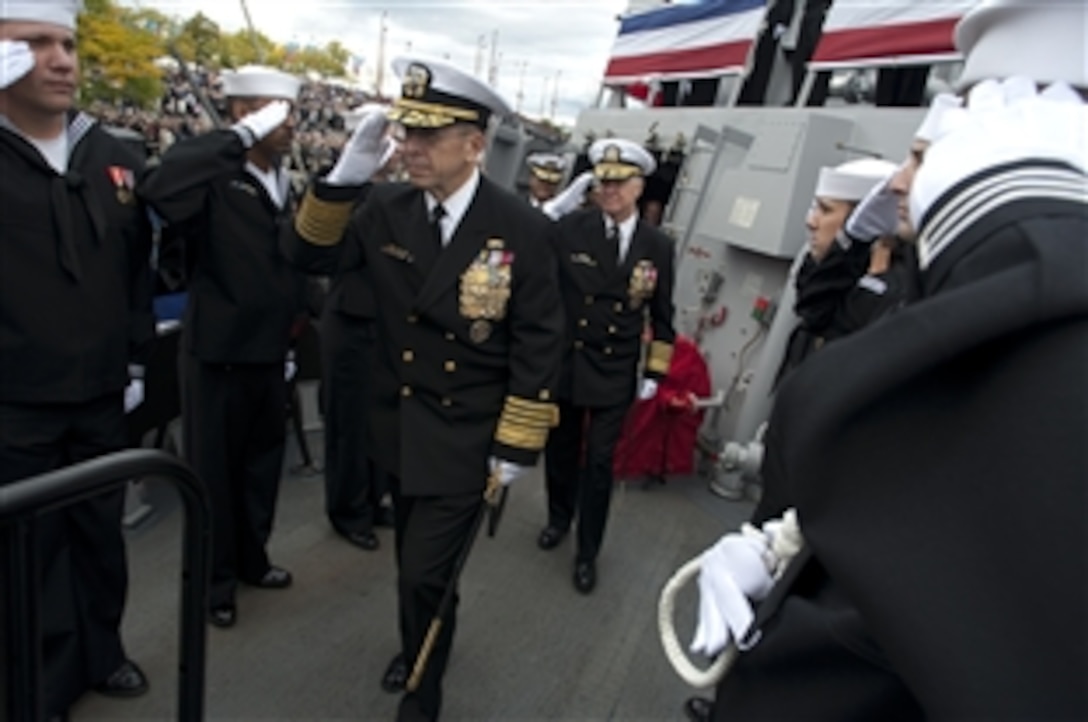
[955,0,1088,90]
[0,0,83,30]
[814,158,898,202]
[526,153,568,183]
[388,56,512,129]
[221,65,301,101]
[588,138,657,181]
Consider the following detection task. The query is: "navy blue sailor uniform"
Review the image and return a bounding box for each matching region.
[544,204,676,565]
[286,169,563,716]
[137,128,305,611]
[0,110,154,715]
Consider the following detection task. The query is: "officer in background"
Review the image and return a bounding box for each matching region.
[138,66,304,629]
[285,56,564,721]
[284,105,397,551]
[686,2,1088,719]
[539,138,676,594]
[0,0,152,715]
[524,151,566,209]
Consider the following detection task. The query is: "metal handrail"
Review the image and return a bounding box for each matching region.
[0,449,211,721]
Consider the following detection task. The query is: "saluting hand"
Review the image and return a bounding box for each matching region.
[0,40,34,90]
[542,170,595,221]
[232,100,291,148]
[326,108,395,185]
[843,171,898,244]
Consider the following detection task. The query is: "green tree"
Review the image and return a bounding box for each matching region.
[78,0,164,107]
[173,12,222,67]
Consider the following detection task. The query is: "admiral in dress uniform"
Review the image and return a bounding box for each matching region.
[0,0,152,714]
[682,3,1088,720]
[284,56,564,721]
[137,66,305,628]
[539,138,677,594]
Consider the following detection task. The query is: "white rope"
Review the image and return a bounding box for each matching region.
[658,509,804,688]
[657,556,737,688]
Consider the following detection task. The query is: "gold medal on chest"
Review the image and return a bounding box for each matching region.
[469,319,492,344]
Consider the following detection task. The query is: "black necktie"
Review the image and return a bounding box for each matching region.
[603,222,620,271]
[431,203,447,251]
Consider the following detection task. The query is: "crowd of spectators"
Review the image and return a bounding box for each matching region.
[89,67,376,190]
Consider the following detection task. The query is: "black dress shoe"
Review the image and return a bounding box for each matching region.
[244,566,293,589]
[683,696,714,722]
[208,605,237,628]
[537,526,567,550]
[573,560,596,594]
[341,529,380,551]
[94,659,149,698]
[381,653,408,693]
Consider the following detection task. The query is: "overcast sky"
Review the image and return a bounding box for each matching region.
[125,0,632,125]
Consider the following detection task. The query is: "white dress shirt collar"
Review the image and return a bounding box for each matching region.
[425,168,481,246]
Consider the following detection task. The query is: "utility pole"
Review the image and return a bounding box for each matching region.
[238,0,265,62]
[515,59,527,114]
[550,70,561,120]
[375,11,388,97]
[487,29,499,86]
[474,34,487,77]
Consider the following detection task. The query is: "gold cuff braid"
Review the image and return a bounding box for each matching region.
[495,396,559,451]
[646,340,674,375]
[296,190,353,247]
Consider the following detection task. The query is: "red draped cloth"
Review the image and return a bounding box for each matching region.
[613,335,712,479]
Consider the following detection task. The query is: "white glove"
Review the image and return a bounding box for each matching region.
[284,351,297,382]
[232,100,291,148]
[690,532,774,658]
[910,77,1088,250]
[325,109,394,185]
[638,378,659,401]
[124,379,145,414]
[488,456,530,486]
[0,40,34,90]
[541,171,595,220]
[842,172,898,243]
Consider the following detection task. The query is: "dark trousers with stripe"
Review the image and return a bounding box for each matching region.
[389,476,481,722]
[181,354,286,609]
[544,398,631,563]
[0,396,128,716]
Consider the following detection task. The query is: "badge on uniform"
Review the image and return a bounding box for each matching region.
[107,166,135,205]
[460,238,513,343]
[628,260,658,309]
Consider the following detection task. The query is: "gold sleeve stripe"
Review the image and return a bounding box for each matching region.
[647,340,674,375]
[296,190,354,247]
[495,396,560,451]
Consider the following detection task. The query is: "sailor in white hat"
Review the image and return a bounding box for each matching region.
[525,151,568,208]
[807,158,898,262]
[137,63,306,633]
[955,0,1088,92]
[286,55,564,722]
[1,0,156,715]
[538,133,676,599]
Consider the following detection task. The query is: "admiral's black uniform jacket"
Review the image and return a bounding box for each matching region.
[552,208,676,407]
[0,113,153,403]
[287,175,564,496]
[715,161,1088,720]
[137,131,304,363]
